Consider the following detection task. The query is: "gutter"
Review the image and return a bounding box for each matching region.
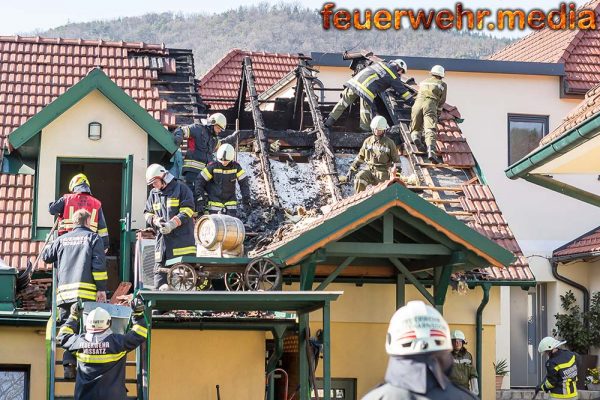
[551,259,590,313]
[505,112,600,180]
[475,283,490,399]
[0,311,50,327]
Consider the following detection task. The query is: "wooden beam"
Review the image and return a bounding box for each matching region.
[242,57,279,207]
[389,258,435,305]
[316,257,356,291]
[325,242,452,258]
[383,213,394,244]
[299,61,342,201]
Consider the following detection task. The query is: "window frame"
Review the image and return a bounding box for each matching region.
[507,113,550,166]
[0,364,31,400]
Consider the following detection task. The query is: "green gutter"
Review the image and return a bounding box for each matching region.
[0,311,50,326]
[475,284,490,399]
[505,112,600,179]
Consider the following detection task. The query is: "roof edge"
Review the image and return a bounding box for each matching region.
[311,52,565,76]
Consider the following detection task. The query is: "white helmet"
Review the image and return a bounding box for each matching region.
[538,336,566,354]
[207,113,227,130]
[146,164,167,185]
[370,115,389,132]
[386,300,452,356]
[391,59,408,73]
[451,329,467,344]
[431,65,445,78]
[85,307,111,333]
[216,143,235,162]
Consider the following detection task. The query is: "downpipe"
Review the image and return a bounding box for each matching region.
[551,259,589,313]
[475,283,490,399]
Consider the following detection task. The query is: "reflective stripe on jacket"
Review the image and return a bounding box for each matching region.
[449,349,478,390]
[57,311,147,400]
[351,134,400,172]
[416,76,447,112]
[143,179,196,262]
[542,349,578,399]
[346,61,412,107]
[196,161,250,211]
[41,227,107,305]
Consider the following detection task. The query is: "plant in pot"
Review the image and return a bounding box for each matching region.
[586,368,600,391]
[553,290,600,390]
[494,359,509,390]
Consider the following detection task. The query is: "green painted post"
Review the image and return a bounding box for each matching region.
[433,266,453,315]
[396,273,405,309]
[323,301,331,400]
[299,313,310,400]
[300,255,317,291]
[383,212,394,243]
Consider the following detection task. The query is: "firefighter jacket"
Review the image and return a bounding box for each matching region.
[362,356,478,400]
[49,184,109,250]
[541,349,578,398]
[174,123,238,176]
[41,227,107,305]
[143,179,196,262]
[56,310,147,400]
[346,61,412,108]
[449,348,478,390]
[195,161,250,213]
[416,77,447,113]
[351,134,400,172]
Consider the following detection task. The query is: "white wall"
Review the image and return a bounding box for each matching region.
[38,90,148,230]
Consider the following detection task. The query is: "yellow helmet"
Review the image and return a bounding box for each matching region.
[69,173,90,192]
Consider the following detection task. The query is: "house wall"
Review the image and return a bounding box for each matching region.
[288,282,499,399]
[38,90,149,230]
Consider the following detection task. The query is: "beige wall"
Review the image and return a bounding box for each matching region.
[38,90,148,229]
[150,330,265,399]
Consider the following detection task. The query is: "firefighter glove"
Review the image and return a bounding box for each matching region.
[70,302,82,319]
[152,216,165,229]
[132,297,145,314]
[159,219,178,235]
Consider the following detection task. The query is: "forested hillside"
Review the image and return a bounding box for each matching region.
[37,3,511,76]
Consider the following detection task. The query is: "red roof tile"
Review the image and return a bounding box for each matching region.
[489,0,600,93]
[0,35,179,150]
[553,226,600,259]
[198,49,299,110]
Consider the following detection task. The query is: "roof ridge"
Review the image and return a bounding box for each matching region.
[0,35,166,51]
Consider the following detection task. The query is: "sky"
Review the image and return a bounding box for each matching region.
[0,0,591,38]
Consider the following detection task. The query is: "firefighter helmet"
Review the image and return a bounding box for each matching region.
[451,329,467,344]
[69,173,90,192]
[538,336,566,353]
[370,115,389,132]
[431,65,445,78]
[391,59,408,73]
[146,164,167,186]
[207,113,227,130]
[85,307,112,333]
[386,300,452,356]
[216,143,235,162]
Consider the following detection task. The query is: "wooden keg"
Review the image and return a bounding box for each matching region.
[194,214,245,251]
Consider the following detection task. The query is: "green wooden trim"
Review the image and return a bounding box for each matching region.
[316,257,355,291]
[299,314,309,400]
[9,68,177,154]
[383,212,394,243]
[271,184,514,268]
[522,173,600,207]
[300,255,317,291]
[322,302,331,400]
[433,265,453,314]
[389,258,434,305]
[396,273,405,309]
[324,242,452,258]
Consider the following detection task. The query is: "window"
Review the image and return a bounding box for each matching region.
[0,365,30,400]
[508,114,549,165]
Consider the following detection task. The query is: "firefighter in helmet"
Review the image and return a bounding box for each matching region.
[195,143,251,217]
[449,330,479,395]
[537,337,578,399]
[49,173,109,251]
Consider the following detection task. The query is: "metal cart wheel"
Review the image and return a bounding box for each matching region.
[196,267,212,291]
[167,263,197,291]
[224,272,245,291]
[244,258,282,291]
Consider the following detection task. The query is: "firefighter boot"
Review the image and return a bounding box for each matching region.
[411,133,426,152]
[427,145,443,164]
[324,115,336,129]
[63,364,76,380]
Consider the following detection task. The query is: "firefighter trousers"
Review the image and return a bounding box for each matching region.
[330,87,372,132]
[354,168,390,193]
[58,302,77,366]
[410,97,439,147]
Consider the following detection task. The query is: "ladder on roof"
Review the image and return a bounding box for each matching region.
[45,255,148,399]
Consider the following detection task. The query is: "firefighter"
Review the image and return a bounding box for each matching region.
[362,301,477,400]
[56,298,147,400]
[195,144,250,217]
[324,59,413,132]
[410,65,447,164]
[42,209,107,379]
[348,116,400,193]
[537,337,578,399]
[49,173,109,251]
[449,330,479,395]
[143,164,195,293]
[175,113,239,197]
